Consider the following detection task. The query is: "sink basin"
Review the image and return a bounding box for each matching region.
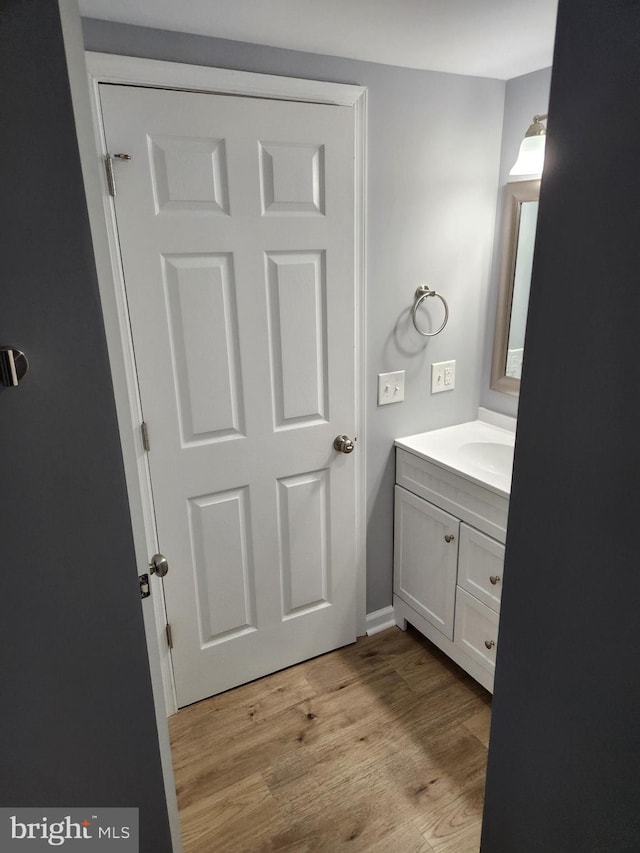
[395,413,516,496]
[457,441,514,478]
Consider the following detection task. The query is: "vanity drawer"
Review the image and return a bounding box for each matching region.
[458,524,505,613]
[454,587,499,676]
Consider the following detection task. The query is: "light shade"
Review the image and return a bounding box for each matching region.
[508,135,546,181]
[508,114,547,182]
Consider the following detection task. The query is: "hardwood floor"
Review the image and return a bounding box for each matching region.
[169,626,492,852]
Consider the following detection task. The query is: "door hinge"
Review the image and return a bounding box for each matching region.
[141,421,151,452]
[104,152,132,197]
[166,623,174,650]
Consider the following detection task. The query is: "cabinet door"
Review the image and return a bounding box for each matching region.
[458,523,505,613]
[393,486,459,639]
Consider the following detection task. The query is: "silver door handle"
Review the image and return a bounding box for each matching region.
[149,553,169,577]
[0,347,28,387]
[333,435,355,454]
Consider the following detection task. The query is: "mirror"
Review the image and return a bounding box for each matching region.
[490,179,540,395]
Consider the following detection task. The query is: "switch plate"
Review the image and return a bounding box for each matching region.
[431,360,456,394]
[378,370,405,405]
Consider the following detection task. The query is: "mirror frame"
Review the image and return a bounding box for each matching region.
[490,178,541,396]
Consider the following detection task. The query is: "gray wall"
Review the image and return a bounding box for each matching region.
[0,3,171,850]
[481,66,552,418]
[482,0,640,848]
[83,19,505,612]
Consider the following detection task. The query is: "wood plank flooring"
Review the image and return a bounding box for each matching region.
[169,626,491,852]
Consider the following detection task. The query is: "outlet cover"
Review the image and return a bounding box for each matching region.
[378,370,405,405]
[431,360,456,394]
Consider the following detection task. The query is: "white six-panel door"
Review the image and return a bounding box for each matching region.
[100,83,357,707]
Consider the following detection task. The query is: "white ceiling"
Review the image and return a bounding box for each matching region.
[79,0,558,80]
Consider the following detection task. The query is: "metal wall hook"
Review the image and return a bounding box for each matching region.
[0,347,29,387]
[411,285,449,336]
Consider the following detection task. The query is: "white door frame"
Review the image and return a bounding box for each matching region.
[84,52,368,721]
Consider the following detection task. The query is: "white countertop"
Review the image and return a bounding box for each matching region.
[395,410,516,497]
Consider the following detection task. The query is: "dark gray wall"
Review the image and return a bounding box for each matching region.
[82,18,505,613]
[482,1,640,850]
[0,3,171,850]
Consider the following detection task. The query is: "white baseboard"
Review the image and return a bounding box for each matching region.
[365,605,396,636]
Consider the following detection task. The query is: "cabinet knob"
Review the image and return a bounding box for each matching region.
[489,575,501,585]
[484,640,496,650]
[444,534,455,543]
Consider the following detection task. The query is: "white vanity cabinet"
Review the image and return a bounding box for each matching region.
[394,486,459,640]
[393,441,510,693]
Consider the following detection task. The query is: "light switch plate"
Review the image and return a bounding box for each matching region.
[431,360,456,393]
[378,370,405,405]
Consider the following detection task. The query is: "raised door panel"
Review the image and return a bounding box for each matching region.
[393,486,459,640]
[188,488,256,646]
[163,253,244,443]
[259,142,325,215]
[277,469,330,617]
[458,523,505,613]
[149,134,230,214]
[266,251,328,427]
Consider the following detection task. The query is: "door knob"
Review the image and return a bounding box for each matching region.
[0,347,28,387]
[333,435,355,454]
[149,553,169,577]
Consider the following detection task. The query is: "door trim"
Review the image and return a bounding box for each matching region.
[84,52,368,718]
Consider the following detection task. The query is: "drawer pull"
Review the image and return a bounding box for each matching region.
[484,640,496,650]
[489,575,501,585]
[444,534,455,543]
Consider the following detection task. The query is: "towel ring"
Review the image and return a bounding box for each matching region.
[412,285,449,337]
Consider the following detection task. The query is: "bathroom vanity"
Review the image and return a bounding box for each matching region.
[393,410,515,692]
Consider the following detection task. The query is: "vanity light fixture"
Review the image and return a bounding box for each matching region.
[508,114,548,181]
